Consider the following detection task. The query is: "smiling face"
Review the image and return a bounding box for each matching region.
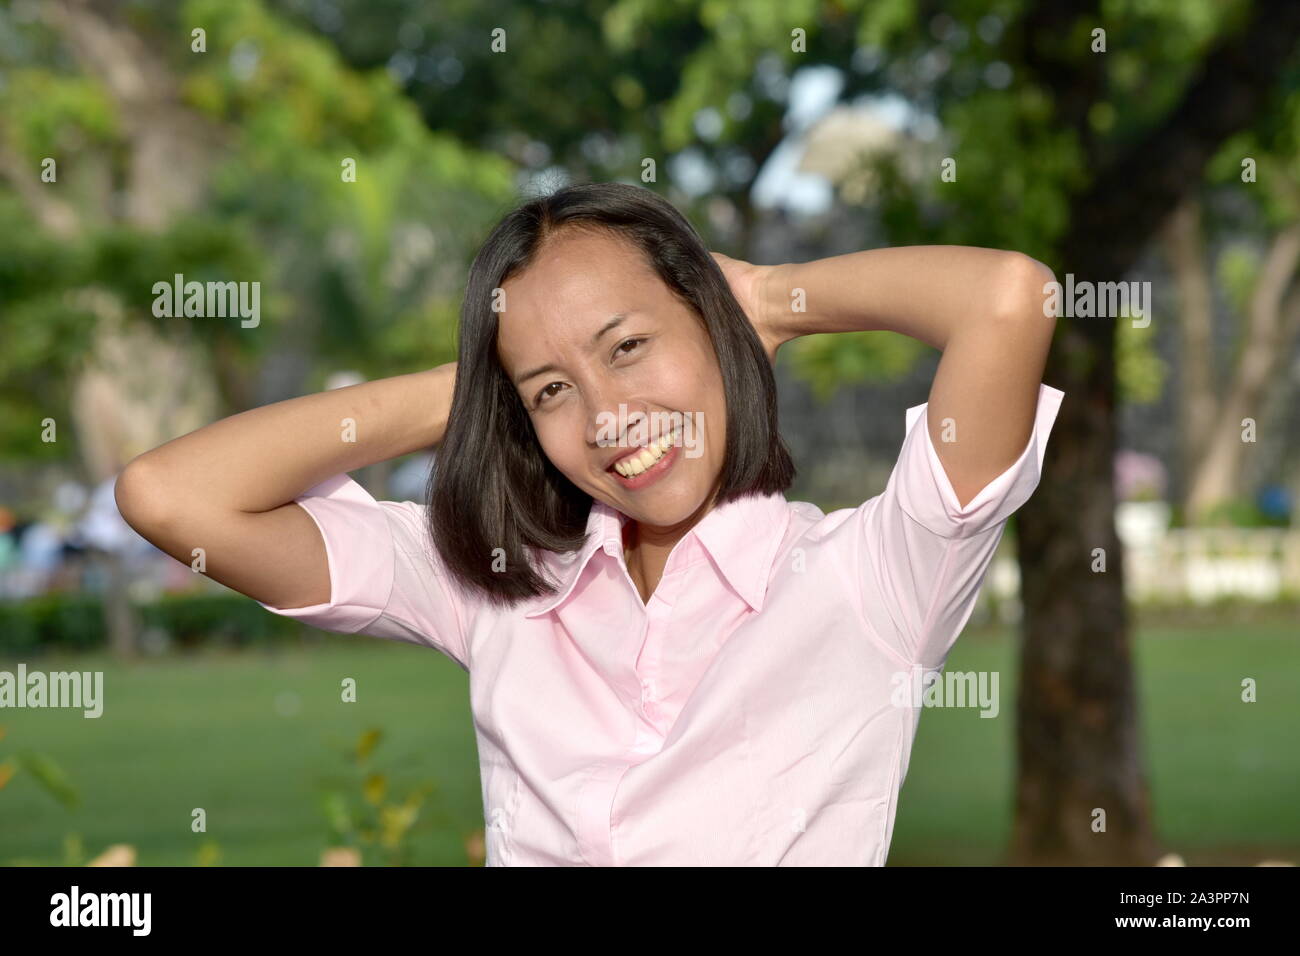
[495,228,727,533]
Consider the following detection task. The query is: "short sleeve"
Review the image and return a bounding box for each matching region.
[256,473,473,671]
[855,384,1064,669]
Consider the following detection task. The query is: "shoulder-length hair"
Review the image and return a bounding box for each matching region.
[427,181,795,609]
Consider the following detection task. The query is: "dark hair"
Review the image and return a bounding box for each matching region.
[427,181,795,609]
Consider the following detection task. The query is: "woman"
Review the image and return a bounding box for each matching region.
[116,181,1063,866]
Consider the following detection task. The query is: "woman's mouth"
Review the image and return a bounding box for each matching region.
[607,425,683,490]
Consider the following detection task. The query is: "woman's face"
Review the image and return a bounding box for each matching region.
[496,229,726,532]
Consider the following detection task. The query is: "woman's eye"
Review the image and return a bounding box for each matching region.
[533,339,644,408]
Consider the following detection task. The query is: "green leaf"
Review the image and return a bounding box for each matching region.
[15,751,79,809]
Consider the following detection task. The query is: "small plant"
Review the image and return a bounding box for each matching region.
[0,724,80,810]
[1,723,85,866]
[317,727,444,866]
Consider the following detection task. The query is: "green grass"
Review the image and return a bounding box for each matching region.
[2,623,1297,865]
[0,637,479,866]
[891,622,1300,865]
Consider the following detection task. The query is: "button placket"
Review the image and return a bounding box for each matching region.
[636,593,676,732]
[634,536,695,733]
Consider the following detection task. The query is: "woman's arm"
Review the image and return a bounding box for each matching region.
[756,246,1057,507]
[114,362,457,609]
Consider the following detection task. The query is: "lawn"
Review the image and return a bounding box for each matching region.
[2,622,1296,865]
[891,621,1300,865]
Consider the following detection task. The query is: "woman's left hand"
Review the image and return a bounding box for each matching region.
[711,251,783,366]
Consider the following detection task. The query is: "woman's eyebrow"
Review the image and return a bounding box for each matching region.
[514,312,632,385]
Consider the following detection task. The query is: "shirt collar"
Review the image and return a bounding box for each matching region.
[524,490,791,618]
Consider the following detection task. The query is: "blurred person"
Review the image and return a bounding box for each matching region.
[0,505,15,560]
[18,517,63,573]
[0,506,17,595]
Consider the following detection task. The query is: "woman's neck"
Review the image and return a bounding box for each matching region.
[622,482,721,604]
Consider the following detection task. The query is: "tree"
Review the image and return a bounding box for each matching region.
[1009,0,1300,863]
[0,0,515,654]
[1163,102,1300,522]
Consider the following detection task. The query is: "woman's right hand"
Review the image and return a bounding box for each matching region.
[711,251,786,367]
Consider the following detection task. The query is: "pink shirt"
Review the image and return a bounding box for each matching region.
[261,384,1064,865]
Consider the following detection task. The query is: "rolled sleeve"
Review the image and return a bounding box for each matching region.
[856,384,1063,668]
[257,473,472,671]
[894,384,1064,538]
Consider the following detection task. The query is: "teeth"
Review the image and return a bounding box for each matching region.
[613,427,681,477]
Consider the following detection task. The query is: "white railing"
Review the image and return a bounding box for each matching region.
[1125,527,1300,605]
[982,526,1300,623]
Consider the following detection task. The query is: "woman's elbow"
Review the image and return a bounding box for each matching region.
[115,455,176,538]
[991,252,1058,343]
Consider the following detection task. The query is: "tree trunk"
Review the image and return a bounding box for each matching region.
[1160,197,1217,486]
[1012,0,1300,864]
[1012,318,1159,865]
[96,549,140,660]
[1184,225,1300,520]
[34,0,229,657]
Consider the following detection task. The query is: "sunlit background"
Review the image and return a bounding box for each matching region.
[1,0,1298,866]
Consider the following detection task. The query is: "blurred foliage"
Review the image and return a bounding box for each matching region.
[240,0,1299,436]
[317,727,449,866]
[0,0,515,464]
[785,330,925,403]
[0,591,303,654]
[283,0,1255,401]
[193,838,223,865]
[14,750,79,808]
[1,0,1296,467]
[1116,318,1166,405]
[1198,497,1293,529]
[0,723,81,814]
[1216,243,1260,317]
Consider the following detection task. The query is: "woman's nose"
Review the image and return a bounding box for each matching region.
[586,401,648,449]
